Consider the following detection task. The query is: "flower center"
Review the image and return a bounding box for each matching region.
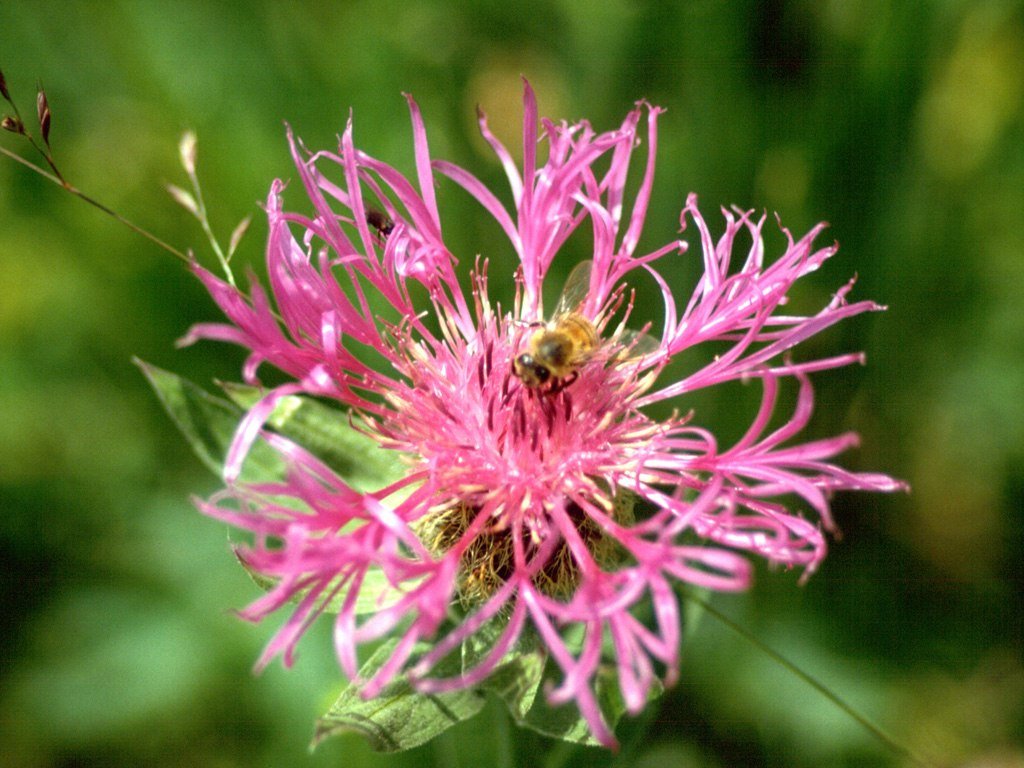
[416,490,636,605]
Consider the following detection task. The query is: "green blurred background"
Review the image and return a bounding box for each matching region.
[2,1,1022,766]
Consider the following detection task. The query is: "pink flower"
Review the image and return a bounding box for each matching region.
[186,83,905,747]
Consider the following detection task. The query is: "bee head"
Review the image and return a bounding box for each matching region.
[513,353,550,387]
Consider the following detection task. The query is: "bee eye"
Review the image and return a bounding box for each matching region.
[516,353,533,366]
[534,366,550,383]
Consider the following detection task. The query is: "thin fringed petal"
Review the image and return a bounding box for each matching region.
[476,104,523,205]
[619,104,663,258]
[404,93,442,230]
[519,78,539,217]
[433,159,522,252]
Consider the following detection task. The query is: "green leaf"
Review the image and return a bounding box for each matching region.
[140,364,415,615]
[313,637,487,752]
[220,382,406,493]
[518,657,663,746]
[681,585,711,642]
[138,361,408,495]
[235,554,418,618]
[135,359,286,483]
[466,621,545,721]
[518,660,601,745]
[314,619,551,752]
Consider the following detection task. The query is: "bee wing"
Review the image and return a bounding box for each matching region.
[614,328,661,360]
[552,260,594,318]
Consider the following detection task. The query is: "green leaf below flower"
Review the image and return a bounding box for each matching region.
[313,618,660,751]
[314,621,548,752]
[220,381,407,493]
[464,620,546,721]
[313,637,487,752]
[137,360,408,494]
[136,359,286,483]
[236,555,416,619]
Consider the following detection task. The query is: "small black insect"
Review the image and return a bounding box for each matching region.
[366,208,394,240]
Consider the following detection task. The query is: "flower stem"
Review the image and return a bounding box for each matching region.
[0,144,190,265]
[683,591,938,768]
[186,157,236,286]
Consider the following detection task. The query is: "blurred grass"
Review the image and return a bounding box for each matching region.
[2,1,1022,767]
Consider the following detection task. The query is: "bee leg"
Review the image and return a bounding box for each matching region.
[548,371,578,395]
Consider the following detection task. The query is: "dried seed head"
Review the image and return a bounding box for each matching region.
[2,115,24,134]
[36,87,51,146]
[166,183,199,215]
[228,214,252,256]
[179,131,197,176]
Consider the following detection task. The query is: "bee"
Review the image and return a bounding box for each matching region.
[513,260,660,390]
[512,261,601,389]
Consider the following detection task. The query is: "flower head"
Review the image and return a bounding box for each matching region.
[186,83,904,746]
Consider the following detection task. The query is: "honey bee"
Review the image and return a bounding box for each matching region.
[512,261,601,389]
[513,260,660,390]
